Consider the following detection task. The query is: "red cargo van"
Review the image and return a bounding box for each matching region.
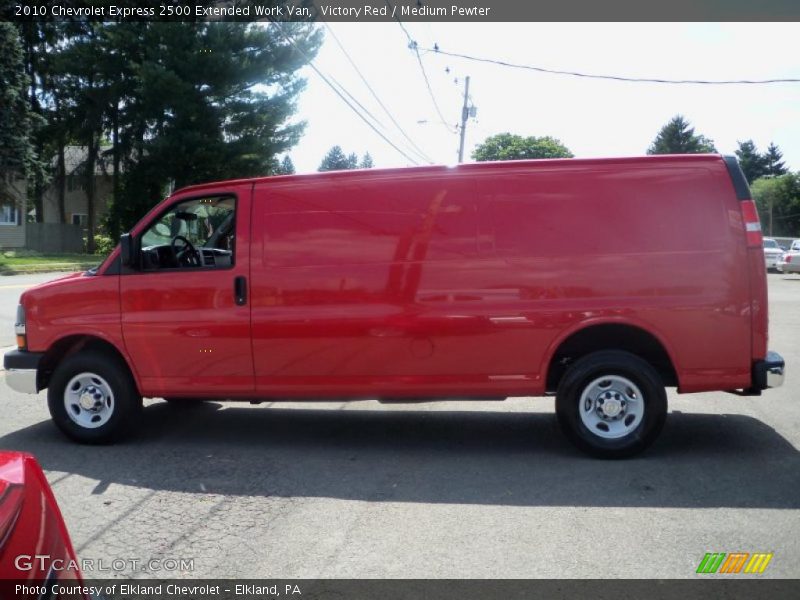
[4,155,784,457]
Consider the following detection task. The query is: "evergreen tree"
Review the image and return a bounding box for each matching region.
[359,152,374,168]
[647,115,716,155]
[276,155,295,175]
[764,143,788,177]
[347,152,359,169]
[107,21,321,234]
[318,145,351,171]
[0,22,40,201]
[735,140,768,183]
[18,21,77,224]
[61,23,112,252]
[12,18,320,238]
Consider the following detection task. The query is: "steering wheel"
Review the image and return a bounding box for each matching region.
[170,235,200,267]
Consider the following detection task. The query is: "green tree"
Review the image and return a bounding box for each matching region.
[14,17,320,241]
[61,23,112,253]
[17,21,80,224]
[647,115,716,155]
[735,140,768,184]
[472,133,573,161]
[764,143,788,177]
[318,145,351,171]
[106,21,321,235]
[360,152,374,168]
[0,22,40,203]
[751,173,800,237]
[276,155,295,175]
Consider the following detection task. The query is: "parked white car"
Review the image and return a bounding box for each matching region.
[763,238,784,271]
[778,250,800,274]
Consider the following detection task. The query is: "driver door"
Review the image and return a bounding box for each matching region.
[120,188,254,397]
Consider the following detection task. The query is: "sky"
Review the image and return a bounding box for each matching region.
[285,22,800,173]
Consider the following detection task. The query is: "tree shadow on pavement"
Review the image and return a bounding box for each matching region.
[1,403,798,509]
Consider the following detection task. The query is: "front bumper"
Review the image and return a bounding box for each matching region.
[753,351,785,390]
[3,349,43,394]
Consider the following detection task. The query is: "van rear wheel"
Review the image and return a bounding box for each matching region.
[47,351,141,444]
[555,350,667,458]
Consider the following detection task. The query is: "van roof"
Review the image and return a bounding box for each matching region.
[173,153,726,195]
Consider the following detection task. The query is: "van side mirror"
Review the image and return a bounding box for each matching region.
[120,233,135,267]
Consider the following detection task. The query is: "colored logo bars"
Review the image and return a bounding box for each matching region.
[696,552,773,574]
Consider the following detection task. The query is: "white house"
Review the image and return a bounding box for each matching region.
[0,172,27,249]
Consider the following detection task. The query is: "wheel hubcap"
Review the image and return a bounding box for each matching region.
[579,375,644,439]
[64,373,115,429]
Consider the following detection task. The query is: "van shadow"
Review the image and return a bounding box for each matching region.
[1,403,798,509]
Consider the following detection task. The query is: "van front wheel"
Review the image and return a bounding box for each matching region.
[47,351,142,444]
[555,351,667,458]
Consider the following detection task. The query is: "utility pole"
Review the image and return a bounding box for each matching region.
[457,76,470,163]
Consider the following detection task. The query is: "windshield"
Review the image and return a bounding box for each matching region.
[763,239,778,249]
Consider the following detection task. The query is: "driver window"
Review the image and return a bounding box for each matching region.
[140,196,236,270]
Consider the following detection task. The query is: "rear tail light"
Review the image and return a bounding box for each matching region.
[740,200,763,248]
[787,255,793,263]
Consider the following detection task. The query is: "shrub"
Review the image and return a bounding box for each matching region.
[84,235,116,256]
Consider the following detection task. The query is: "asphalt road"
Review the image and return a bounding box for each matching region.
[0,272,798,579]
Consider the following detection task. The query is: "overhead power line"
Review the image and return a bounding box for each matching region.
[322,22,434,164]
[385,0,414,46]
[385,0,458,133]
[413,48,458,133]
[306,63,422,166]
[423,47,800,85]
[272,23,421,166]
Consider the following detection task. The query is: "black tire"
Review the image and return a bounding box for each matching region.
[47,351,141,444]
[556,350,667,459]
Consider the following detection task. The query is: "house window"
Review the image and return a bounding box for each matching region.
[71,213,88,227]
[0,202,20,226]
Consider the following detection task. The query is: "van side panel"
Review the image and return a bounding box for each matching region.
[474,160,752,393]
[248,157,751,398]
[250,174,528,396]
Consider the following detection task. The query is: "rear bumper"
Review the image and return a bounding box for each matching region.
[753,351,785,390]
[3,349,43,394]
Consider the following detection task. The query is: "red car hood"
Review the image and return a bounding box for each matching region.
[0,452,84,596]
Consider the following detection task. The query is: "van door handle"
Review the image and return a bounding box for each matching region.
[234,276,247,306]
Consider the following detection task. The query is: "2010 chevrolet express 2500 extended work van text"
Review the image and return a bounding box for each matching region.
[4,155,785,457]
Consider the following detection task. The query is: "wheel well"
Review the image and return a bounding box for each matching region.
[546,324,678,392]
[38,336,136,392]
